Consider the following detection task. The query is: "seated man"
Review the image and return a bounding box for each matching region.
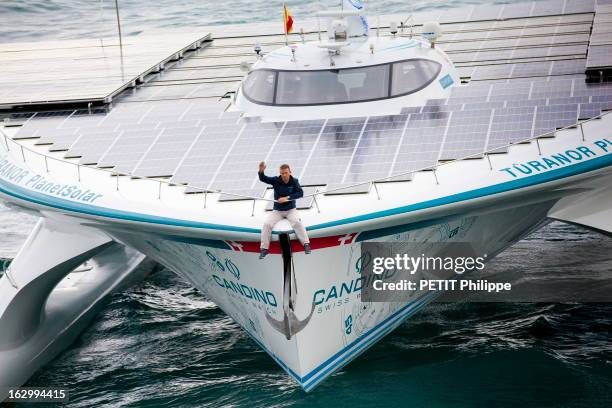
[258,161,311,259]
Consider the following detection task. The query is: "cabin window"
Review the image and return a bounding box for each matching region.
[391,59,441,97]
[241,59,443,106]
[242,69,276,104]
[275,64,390,105]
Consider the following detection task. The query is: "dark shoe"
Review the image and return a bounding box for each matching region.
[304,243,311,254]
[259,249,269,259]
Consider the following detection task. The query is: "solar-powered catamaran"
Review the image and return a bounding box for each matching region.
[1,0,612,395]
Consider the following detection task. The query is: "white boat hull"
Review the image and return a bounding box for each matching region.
[110,197,556,390]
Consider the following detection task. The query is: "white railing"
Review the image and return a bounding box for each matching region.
[1,109,610,216]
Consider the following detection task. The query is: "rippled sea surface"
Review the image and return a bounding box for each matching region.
[0,0,516,43]
[1,0,612,406]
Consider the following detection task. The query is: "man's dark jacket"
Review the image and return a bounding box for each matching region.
[258,171,304,211]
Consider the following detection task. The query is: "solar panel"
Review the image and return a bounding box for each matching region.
[486,106,536,150]
[0,33,212,109]
[550,59,587,75]
[489,80,532,102]
[531,0,565,17]
[501,3,535,20]
[324,183,371,195]
[512,61,553,77]
[563,0,596,14]
[531,77,574,99]
[170,118,244,186]
[449,83,492,104]
[472,49,513,63]
[132,128,204,177]
[437,7,473,24]
[586,45,612,69]
[391,112,448,174]
[574,80,612,97]
[579,103,604,119]
[440,109,493,160]
[510,47,552,60]
[210,120,284,194]
[35,128,78,146]
[505,98,548,108]
[343,115,408,183]
[464,101,505,111]
[422,103,463,112]
[549,43,588,56]
[97,129,164,173]
[258,120,324,190]
[300,117,365,186]
[471,64,514,81]
[217,188,267,201]
[12,111,72,140]
[533,104,579,136]
[67,130,122,163]
[400,106,423,115]
[468,4,503,21]
[547,96,591,105]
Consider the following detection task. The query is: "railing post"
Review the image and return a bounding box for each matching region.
[77,164,81,182]
[579,122,585,142]
[2,133,8,151]
[535,138,542,155]
[485,153,492,170]
[158,181,162,199]
[433,168,439,185]
[313,194,321,213]
[373,183,381,200]
[116,174,119,191]
[20,145,25,162]
[251,199,256,217]
[204,191,208,208]
[44,155,49,172]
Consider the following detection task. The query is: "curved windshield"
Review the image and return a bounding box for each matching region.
[242,69,276,104]
[391,59,442,96]
[241,59,442,106]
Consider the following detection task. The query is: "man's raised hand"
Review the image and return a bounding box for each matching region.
[258,161,266,172]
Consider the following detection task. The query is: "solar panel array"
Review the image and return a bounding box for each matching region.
[586,0,612,77]
[7,0,612,202]
[0,33,211,109]
[12,71,612,201]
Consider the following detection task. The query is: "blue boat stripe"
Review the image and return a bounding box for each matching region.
[0,177,261,234]
[300,292,436,387]
[303,298,431,391]
[0,153,610,238]
[230,293,434,390]
[307,152,612,231]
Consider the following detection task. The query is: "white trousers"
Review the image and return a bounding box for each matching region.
[261,209,310,249]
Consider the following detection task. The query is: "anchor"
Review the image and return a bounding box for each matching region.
[265,233,315,340]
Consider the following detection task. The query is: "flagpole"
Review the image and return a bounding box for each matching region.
[283,3,289,45]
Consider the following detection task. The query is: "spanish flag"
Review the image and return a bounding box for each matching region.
[283,4,294,34]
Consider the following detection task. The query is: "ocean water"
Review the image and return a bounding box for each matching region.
[3,219,604,407]
[0,0,537,43]
[1,0,611,406]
